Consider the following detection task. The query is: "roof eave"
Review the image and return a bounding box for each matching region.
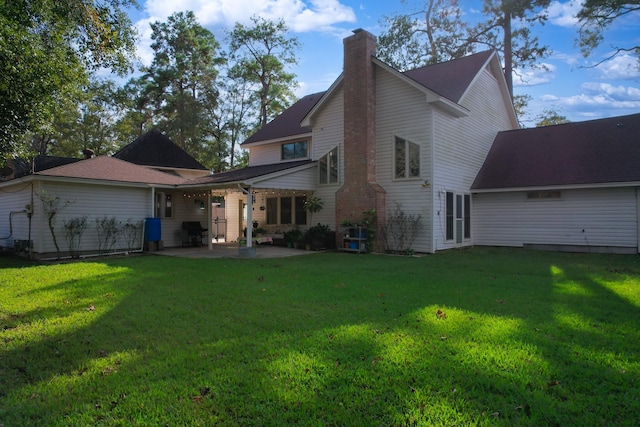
[31,174,178,188]
[472,181,640,193]
[373,58,469,118]
[242,132,313,147]
[246,161,317,186]
[301,76,343,127]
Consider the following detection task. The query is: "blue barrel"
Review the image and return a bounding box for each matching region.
[145,217,161,241]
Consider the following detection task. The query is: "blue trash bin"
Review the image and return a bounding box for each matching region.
[145,217,161,242]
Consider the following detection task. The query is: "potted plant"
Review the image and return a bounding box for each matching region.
[303,195,324,224]
[284,228,302,248]
[304,223,332,250]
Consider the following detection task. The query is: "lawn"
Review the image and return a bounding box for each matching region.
[1,248,638,426]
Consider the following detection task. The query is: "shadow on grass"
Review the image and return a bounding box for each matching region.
[1,249,638,425]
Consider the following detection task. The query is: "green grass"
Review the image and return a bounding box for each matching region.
[1,247,638,426]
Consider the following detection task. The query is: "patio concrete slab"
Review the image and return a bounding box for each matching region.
[151,243,319,259]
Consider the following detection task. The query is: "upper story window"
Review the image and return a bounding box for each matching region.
[281,141,308,160]
[319,146,338,184]
[394,136,420,179]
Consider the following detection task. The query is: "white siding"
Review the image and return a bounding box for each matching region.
[253,167,317,190]
[308,90,344,230]
[249,140,311,166]
[375,67,433,253]
[249,144,283,166]
[0,182,34,250]
[433,67,515,251]
[32,182,152,256]
[473,187,638,250]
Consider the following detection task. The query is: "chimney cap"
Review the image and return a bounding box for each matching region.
[352,28,364,34]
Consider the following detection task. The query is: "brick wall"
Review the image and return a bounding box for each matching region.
[336,30,386,251]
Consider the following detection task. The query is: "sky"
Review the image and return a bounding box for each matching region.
[127,0,640,125]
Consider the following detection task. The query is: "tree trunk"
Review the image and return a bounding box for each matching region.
[503,10,513,99]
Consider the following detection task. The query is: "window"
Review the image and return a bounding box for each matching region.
[319,147,338,184]
[527,190,561,199]
[446,192,454,241]
[266,198,278,225]
[280,197,292,224]
[295,196,307,225]
[464,194,471,239]
[266,196,308,226]
[394,136,420,179]
[155,192,173,218]
[281,141,308,160]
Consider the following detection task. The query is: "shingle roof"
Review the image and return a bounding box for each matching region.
[242,51,494,146]
[113,129,208,170]
[472,113,640,190]
[184,160,314,185]
[242,92,325,145]
[403,50,494,102]
[11,156,82,178]
[36,156,186,185]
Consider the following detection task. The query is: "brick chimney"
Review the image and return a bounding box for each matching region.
[336,29,386,251]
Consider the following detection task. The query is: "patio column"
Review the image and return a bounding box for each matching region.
[207,191,212,250]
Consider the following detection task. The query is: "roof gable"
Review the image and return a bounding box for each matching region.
[472,113,640,190]
[242,92,325,145]
[113,129,207,171]
[184,160,313,185]
[36,156,186,185]
[403,50,495,102]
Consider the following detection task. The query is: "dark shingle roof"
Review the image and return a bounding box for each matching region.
[472,113,640,190]
[113,129,208,170]
[11,156,82,178]
[184,160,314,185]
[242,92,325,145]
[403,50,494,102]
[242,52,494,146]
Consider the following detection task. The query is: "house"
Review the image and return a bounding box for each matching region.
[472,113,640,254]
[1,29,638,258]
[0,130,213,259]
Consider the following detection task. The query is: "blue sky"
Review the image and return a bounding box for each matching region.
[128,0,640,125]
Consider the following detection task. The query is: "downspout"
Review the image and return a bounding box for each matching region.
[0,210,28,240]
[237,184,253,248]
[151,187,156,217]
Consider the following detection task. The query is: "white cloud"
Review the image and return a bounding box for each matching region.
[142,0,354,30]
[514,63,557,86]
[134,0,356,65]
[593,54,640,80]
[546,0,582,28]
[540,81,640,111]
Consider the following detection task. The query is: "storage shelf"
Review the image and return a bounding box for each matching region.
[338,227,367,253]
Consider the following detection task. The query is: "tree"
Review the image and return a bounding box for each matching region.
[228,16,300,128]
[0,0,138,162]
[468,0,551,98]
[51,79,122,157]
[576,0,640,65]
[213,64,260,169]
[139,11,224,168]
[535,109,570,127]
[378,0,472,70]
[378,0,551,98]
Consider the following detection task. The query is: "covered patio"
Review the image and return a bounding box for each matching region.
[179,160,318,257]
